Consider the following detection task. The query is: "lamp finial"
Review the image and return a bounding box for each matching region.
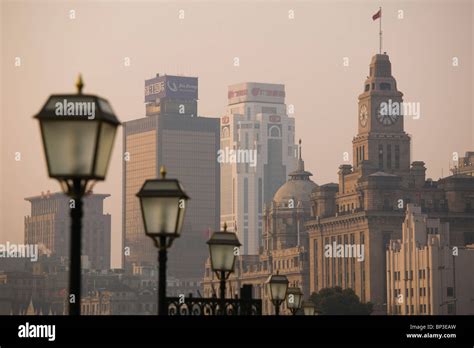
[76,74,84,94]
[160,165,167,179]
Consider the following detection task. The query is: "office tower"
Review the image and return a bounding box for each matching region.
[24,191,111,270]
[123,74,220,286]
[220,82,297,254]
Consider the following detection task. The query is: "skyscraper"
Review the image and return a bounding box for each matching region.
[220,82,297,254]
[122,74,220,285]
[24,191,111,270]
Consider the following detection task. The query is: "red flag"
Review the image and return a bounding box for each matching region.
[372,9,381,20]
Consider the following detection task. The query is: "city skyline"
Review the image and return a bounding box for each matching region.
[1,1,473,268]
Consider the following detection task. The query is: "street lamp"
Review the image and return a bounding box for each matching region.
[137,166,189,315]
[302,300,316,316]
[34,75,120,315]
[206,223,241,315]
[266,273,288,315]
[286,287,303,315]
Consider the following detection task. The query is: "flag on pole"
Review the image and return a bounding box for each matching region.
[372,9,381,20]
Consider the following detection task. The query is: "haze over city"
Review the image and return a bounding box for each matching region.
[1,0,472,268]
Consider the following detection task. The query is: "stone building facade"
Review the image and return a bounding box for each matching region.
[306,53,474,313]
[387,204,474,315]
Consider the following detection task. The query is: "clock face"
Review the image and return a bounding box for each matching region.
[359,104,368,127]
[376,105,399,126]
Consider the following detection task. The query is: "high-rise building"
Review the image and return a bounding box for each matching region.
[203,145,315,314]
[122,74,220,285]
[307,53,474,312]
[24,191,111,270]
[387,204,474,315]
[220,82,297,254]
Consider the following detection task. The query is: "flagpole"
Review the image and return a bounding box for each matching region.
[379,7,382,54]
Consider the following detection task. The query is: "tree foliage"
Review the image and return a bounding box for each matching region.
[309,287,373,315]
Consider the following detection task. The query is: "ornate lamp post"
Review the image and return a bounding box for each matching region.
[286,287,303,315]
[34,75,120,315]
[302,300,316,316]
[206,223,241,315]
[136,166,189,315]
[266,273,288,315]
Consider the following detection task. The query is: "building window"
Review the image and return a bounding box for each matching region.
[331,236,336,286]
[365,84,370,92]
[232,178,235,214]
[244,178,248,214]
[269,125,281,137]
[378,144,383,169]
[261,106,277,114]
[395,145,400,169]
[447,287,454,297]
[387,144,392,169]
[447,303,455,314]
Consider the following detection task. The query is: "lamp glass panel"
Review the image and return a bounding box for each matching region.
[304,306,315,316]
[209,244,235,271]
[176,202,187,236]
[94,122,117,177]
[141,197,180,235]
[41,120,99,177]
[287,292,302,309]
[271,282,288,302]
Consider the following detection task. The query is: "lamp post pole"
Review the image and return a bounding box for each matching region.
[137,167,189,316]
[275,301,280,316]
[158,236,167,316]
[69,179,85,316]
[219,270,226,315]
[206,223,241,316]
[266,273,288,316]
[34,76,121,316]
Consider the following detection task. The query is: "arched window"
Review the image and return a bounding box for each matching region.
[221,126,229,138]
[269,125,281,137]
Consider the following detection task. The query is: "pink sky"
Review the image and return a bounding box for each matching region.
[1,0,472,267]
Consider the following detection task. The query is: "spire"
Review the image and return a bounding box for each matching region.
[289,139,313,180]
[299,139,302,160]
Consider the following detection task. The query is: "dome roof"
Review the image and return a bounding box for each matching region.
[273,140,317,204]
[273,178,317,204]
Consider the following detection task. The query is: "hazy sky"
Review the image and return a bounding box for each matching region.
[1,0,473,268]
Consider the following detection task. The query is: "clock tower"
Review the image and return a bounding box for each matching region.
[353,53,411,174]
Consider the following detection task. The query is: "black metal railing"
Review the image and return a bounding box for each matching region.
[165,294,262,316]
